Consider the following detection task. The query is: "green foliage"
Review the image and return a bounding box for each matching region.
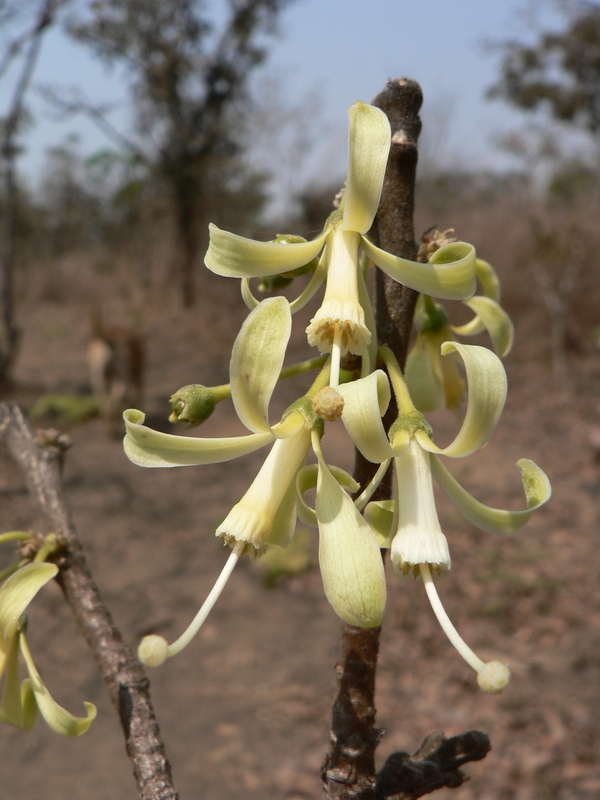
[29,393,100,424]
[489,2,600,135]
[547,157,599,202]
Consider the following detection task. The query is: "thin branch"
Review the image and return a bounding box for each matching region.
[371,77,422,364]
[38,86,151,162]
[0,403,179,800]
[376,730,491,799]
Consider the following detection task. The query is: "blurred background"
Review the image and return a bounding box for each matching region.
[0,1,599,798]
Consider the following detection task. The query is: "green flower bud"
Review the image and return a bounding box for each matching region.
[169,385,218,427]
[258,234,319,291]
[413,296,449,333]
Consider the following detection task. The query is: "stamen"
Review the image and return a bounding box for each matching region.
[138,541,245,667]
[419,563,510,693]
[329,326,343,389]
[354,459,392,511]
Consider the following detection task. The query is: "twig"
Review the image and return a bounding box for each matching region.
[0,402,179,800]
[371,77,422,362]
[376,730,491,799]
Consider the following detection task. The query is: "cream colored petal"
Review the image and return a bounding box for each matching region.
[306,230,371,356]
[216,428,311,552]
[356,262,377,373]
[390,440,451,575]
[230,297,291,433]
[296,464,359,528]
[363,500,394,546]
[264,479,299,549]
[475,258,501,302]
[316,459,386,627]
[404,338,446,412]
[123,409,273,467]
[451,296,514,357]
[342,102,391,234]
[20,633,96,736]
[205,224,327,278]
[0,637,25,727]
[431,456,551,534]
[0,563,58,640]
[416,342,507,458]
[362,239,476,300]
[338,370,394,463]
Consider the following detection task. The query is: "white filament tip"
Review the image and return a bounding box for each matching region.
[477,660,511,693]
[138,634,169,667]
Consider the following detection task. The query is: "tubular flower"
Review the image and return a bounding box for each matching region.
[341,343,551,691]
[124,297,320,666]
[405,258,515,412]
[204,101,477,386]
[138,410,315,668]
[0,563,96,734]
[139,361,392,663]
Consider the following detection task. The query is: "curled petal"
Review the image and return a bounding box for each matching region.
[0,563,58,641]
[296,464,359,528]
[123,409,273,467]
[343,102,391,234]
[405,335,448,412]
[241,257,328,315]
[0,637,27,727]
[363,500,394,546]
[205,224,327,278]
[475,258,501,302]
[338,370,394,462]
[230,297,291,433]
[416,342,507,458]
[452,296,514,357]
[431,456,551,534]
[316,460,386,627]
[362,239,476,300]
[19,633,96,736]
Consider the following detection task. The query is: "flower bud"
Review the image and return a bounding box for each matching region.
[169,385,217,427]
[138,634,169,667]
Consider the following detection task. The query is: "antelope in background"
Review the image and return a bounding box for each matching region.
[86,308,145,434]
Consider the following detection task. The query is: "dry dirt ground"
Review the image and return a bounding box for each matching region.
[0,271,599,800]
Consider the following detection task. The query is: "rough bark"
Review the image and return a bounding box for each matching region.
[0,403,179,800]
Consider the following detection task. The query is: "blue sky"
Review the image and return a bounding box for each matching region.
[5,0,566,196]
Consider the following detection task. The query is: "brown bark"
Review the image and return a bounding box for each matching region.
[0,403,179,800]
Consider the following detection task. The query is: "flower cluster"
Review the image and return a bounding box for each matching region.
[124,101,550,692]
[0,533,96,735]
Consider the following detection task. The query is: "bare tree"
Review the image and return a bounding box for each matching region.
[64,0,295,307]
[0,0,71,385]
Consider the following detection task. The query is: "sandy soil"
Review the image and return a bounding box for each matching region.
[1,279,599,800]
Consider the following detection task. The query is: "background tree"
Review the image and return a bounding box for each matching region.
[0,0,71,385]
[488,1,600,137]
[65,0,295,307]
